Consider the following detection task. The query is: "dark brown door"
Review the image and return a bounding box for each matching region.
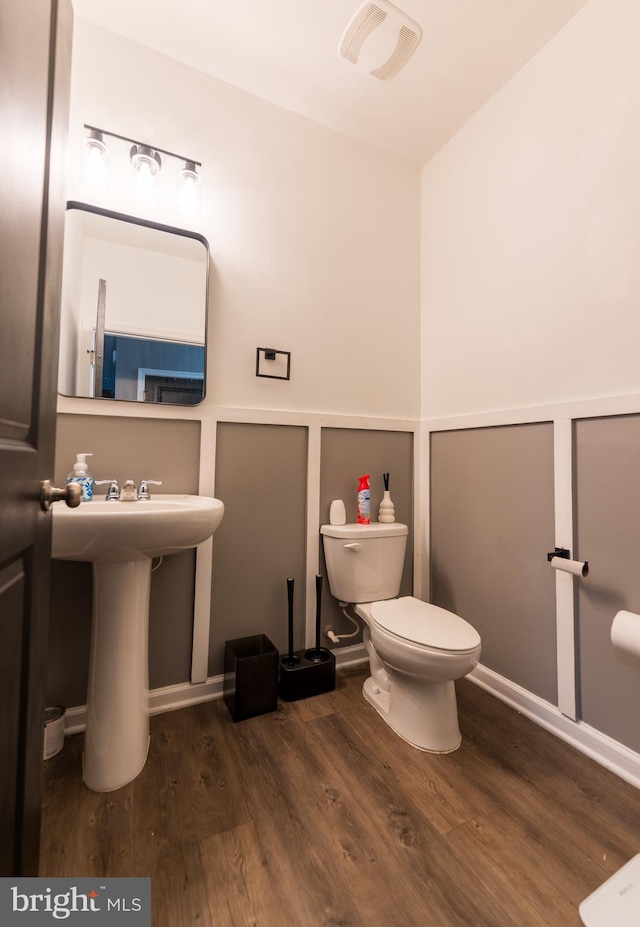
[0,0,72,876]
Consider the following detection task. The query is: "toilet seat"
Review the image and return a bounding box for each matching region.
[370,596,481,654]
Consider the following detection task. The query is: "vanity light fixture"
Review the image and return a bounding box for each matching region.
[130,144,162,203]
[177,160,201,216]
[82,128,109,192]
[82,125,202,214]
[130,144,162,175]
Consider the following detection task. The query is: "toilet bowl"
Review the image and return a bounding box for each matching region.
[320,522,481,753]
[355,597,481,752]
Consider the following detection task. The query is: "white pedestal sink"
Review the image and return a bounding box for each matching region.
[52,495,224,791]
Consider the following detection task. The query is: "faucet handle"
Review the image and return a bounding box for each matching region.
[95,479,120,501]
[137,479,163,500]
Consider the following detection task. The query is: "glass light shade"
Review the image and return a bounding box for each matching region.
[177,161,201,216]
[82,129,109,192]
[130,145,161,204]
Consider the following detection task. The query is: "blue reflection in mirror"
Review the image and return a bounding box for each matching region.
[102,333,204,404]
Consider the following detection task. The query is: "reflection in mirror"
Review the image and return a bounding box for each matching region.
[58,202,208,405]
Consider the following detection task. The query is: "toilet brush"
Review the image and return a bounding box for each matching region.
[278,573,336,701]
[316,573,322,650]
[306,574,327,663]
[282,577,300,667]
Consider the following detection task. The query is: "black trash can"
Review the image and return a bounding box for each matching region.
[223,634,279,721]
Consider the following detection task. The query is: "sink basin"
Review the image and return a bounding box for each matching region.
[52,494,224,562]
[51,493,224,791]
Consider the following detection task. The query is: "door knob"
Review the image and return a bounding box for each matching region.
[40,479,82,512]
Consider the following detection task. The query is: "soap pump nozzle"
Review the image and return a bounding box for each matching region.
[73,452,93,474]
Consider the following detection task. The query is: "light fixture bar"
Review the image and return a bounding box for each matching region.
[84,124,201,168]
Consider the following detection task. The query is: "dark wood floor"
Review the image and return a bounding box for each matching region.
[40,665,640,926]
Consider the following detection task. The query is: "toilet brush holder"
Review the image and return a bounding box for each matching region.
[279,648,336,702]
[278,574,336,702]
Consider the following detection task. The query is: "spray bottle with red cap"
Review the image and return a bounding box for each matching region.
[357,474,370,525]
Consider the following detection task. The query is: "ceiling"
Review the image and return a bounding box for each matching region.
[72,0,589,165]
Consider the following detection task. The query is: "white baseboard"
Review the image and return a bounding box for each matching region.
[469,663,640,791]
[67,652,640,793]
[328,642,368,668]
[63,644,368,736]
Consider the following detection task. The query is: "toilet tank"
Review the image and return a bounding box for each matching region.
[320,522,408,603]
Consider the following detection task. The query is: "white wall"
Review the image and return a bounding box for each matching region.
[79,239,206,342]
[419,0,640,789]
[420,0,640,419]
[58,213,84,395]
[66,19,421,419]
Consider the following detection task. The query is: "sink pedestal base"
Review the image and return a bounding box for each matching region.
[83,559,151,791]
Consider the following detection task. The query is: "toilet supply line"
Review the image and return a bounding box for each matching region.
[324,603,361,644]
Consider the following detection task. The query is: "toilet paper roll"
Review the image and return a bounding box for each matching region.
[611,610,640,661]
[550,556,589,577]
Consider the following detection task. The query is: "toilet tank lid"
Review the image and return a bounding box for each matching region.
[372,597,481,651]
[320,523,408,538]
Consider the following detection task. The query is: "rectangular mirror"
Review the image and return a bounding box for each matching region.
[58,202,208,405]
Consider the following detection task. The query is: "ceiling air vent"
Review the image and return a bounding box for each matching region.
[338,1,422,80]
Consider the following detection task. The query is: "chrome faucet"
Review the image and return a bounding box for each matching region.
[95,478,163,501]
[137,479,163,500]
[95,479,120,501]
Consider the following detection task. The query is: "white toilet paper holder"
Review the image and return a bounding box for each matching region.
[546,547,589,578]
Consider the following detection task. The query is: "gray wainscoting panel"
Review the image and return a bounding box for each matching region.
[209,422,308,676]
[53,414,201,491]
[319,428,414,645]
[47,561,93,709]
[48,414,201,706]
[574,415,640,752]
[430,424,557,704]
[147,550,196,690]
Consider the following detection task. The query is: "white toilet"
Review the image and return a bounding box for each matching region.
[320,521,481,753]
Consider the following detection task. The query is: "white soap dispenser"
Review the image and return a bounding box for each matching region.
[67,453,94,501]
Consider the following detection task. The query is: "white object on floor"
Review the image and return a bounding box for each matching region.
[580,854,640,926]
